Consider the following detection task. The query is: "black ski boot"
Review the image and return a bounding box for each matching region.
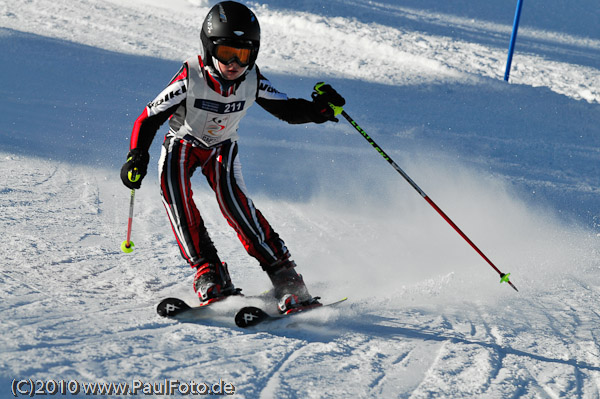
[267,261,321,314]
[193,262,240,305]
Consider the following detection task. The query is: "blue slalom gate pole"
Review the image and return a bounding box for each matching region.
[504,0,525,81]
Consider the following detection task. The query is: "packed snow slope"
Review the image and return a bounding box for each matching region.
[1,0,599,398]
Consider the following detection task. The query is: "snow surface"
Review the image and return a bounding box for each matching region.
[1,0,599,397]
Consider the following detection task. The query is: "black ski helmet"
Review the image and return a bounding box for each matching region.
[201,1,260,69]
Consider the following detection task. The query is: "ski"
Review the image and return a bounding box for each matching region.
[156,294,245,318]
[156,291,270,319]
[234,297,348,328]
[157,297,213,318]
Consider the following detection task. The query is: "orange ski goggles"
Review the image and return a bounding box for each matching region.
[214,44,254,67]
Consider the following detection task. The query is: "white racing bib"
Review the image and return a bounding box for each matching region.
[172,56,258,147]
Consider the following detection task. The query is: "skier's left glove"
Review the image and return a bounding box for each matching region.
[120,148,149,190]
[312,82,345,122]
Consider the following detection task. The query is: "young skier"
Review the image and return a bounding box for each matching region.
[120,1,345,313]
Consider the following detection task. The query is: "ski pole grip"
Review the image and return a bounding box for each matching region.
[312,82,344,117]
[128,167,140,183]
[313,82,327,96]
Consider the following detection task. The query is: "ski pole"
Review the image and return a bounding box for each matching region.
[121,168,140,253]
[314,83,518,292]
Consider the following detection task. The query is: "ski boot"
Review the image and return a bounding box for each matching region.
[193,262,240,306]
[267,261,321,314]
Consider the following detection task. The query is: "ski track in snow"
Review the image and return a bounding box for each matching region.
[1,0,600,397]
[1,153,600,397]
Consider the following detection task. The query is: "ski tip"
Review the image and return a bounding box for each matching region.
[156,297,191,317]
[235,306,271,328]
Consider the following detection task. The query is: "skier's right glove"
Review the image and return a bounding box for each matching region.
[120,148,149,190]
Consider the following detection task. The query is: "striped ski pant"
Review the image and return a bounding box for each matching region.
[159,134,290,270]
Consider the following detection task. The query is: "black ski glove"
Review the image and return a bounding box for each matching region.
[311,82,345,122]
[120,148,149,189]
